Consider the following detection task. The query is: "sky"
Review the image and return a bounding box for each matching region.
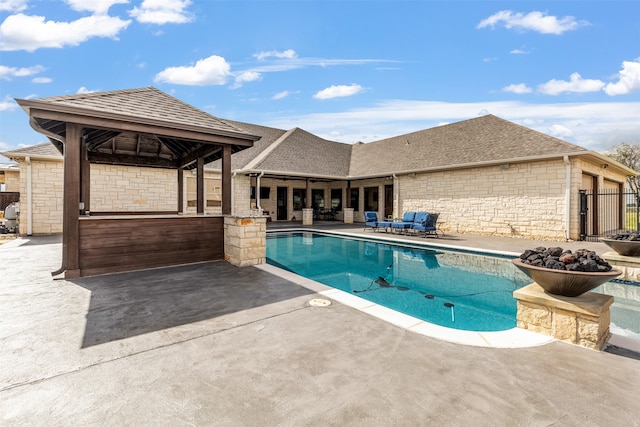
[0,0,639,164]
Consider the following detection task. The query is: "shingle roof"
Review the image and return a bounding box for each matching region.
[206,120,287,171]
[3,114,599,178]
[15,87,260,169]
[31,87,250,137]
[248,128,352,177]
[1,143,61,159]
[349,114,588,176]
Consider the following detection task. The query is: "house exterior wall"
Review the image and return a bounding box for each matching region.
[4,169,20,191]
[18,158,64,235]
[91,164,177,212]
[10,155,630,240]
[399,160,568,239]
[15,159,179,235]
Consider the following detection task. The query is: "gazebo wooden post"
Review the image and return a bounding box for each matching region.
[346,180,351,208]
[306,179,311,208]
[80,137,90,215]
[177,168,184,214]
[222,145,231,215]
[62,123,82,278]
[197,157,204,214]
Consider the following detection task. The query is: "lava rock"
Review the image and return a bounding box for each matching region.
[519,247,612,272]
[609,231,640,241]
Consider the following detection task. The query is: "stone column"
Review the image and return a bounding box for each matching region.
[302,208,313,226]
[343,207,354,224]
[224,216,266,267]
[513,283,614,350]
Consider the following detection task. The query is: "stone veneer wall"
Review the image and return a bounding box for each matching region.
[91,164,177,212]
[4,169,20,192]
[400,159,572,240]
[514,284,614,350]
[224,216,266,266]
[19,159,63,235]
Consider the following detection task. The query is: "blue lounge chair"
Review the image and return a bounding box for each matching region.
[390,211,417,234]
[364,211,379,231]
[411,212,440,237]
[364,211,393,232]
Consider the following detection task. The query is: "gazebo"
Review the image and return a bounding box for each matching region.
[16,87,261,278]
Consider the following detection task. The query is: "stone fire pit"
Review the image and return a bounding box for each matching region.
[513,247,621,297]
[600,232,640,257]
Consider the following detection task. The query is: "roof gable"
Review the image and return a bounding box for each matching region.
[248,127,352,177]
[350,114,588,176]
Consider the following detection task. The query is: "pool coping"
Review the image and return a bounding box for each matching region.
[264,228,640,350]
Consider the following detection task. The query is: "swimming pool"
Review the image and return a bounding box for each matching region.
[266,231,532,332]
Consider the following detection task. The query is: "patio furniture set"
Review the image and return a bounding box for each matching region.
[364,211,441,237]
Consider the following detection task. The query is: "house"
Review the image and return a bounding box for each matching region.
[2,87,635,241]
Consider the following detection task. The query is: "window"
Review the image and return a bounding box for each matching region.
[312,189,325,209]
[330,189,342,210]
[350,188,359,211]
[364,187,378,211]
[292,188,306,210]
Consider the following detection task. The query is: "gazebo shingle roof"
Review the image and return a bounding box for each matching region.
[34,87,250,137]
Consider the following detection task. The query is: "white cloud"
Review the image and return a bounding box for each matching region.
[482,57,497,63]
[65,0,128,15]
[32,76,51,83]
[537,72,605,95]
[254,49,297,61]
[0,95,17,111]
[129,0,193,24]
[0,13,131,51]
[477,10,588,35]
[232,71,262,88]
[548,124,574,139]
[0,64,45,79]
[313,84,363,100]
[77,86,98,94]
[510,49,529,55]
[503,83,532,94]
[604,58,640,96]
[0,0,27,12]
[272,91,290,100]
[154,55,231,85]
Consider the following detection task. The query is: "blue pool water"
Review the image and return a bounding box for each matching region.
[266,232,532,332]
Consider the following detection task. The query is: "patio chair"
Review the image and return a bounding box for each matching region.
[364,211,379,231]
[417,212,440,238]
[390,211,417,234]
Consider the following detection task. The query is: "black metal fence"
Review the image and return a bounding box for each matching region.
[579,189,640,241]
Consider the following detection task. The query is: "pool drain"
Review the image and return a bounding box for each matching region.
[308,298,332,307]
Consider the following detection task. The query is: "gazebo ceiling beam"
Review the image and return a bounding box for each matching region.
[179,144,222,169]
[29,108,255,147]
[88,151,179,169]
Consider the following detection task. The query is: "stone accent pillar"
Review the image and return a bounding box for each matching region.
[513,283,614,350]
[224,216,266,267]
[343,207,354,224]
[302,208,313,226]
[602,252,640,282]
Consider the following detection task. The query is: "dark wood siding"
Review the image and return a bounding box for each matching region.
[0,192,20,211]
[78,216,224,277]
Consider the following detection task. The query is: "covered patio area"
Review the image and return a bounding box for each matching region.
[16,88,261,278]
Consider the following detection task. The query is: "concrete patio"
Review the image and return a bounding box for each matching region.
[1,230,639,426]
